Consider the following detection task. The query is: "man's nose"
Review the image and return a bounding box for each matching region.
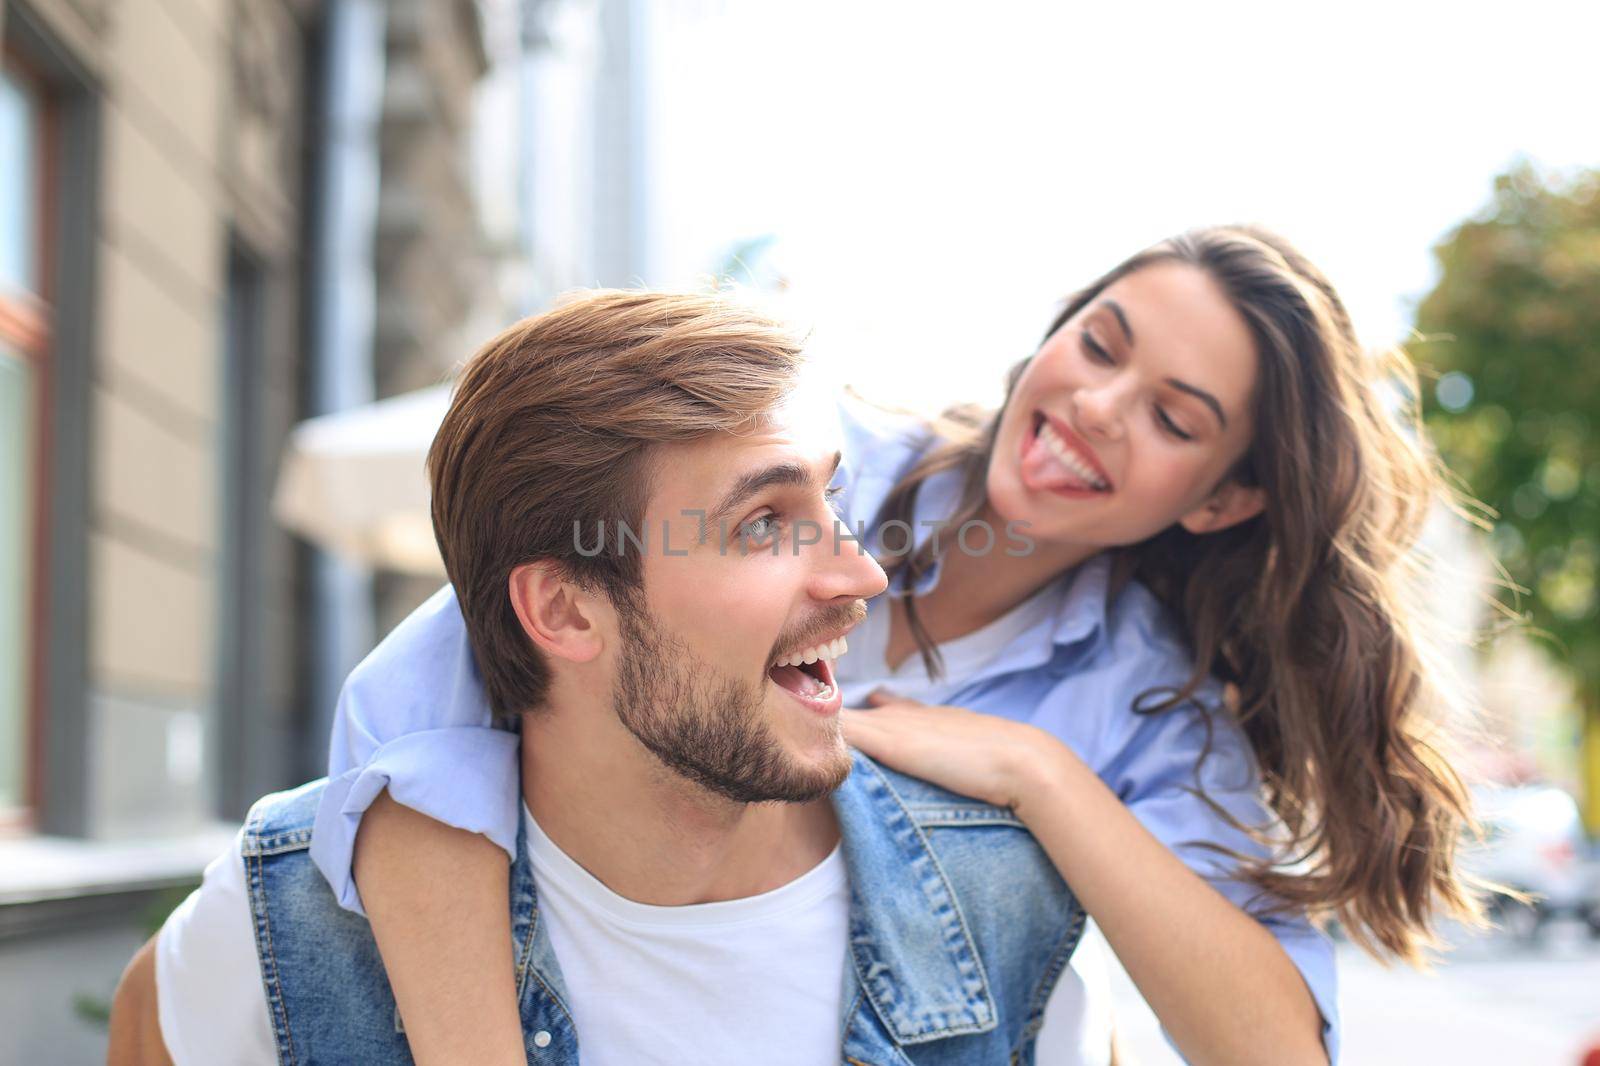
[807,519,888,603]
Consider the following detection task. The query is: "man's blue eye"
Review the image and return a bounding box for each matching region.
[743,514,780,541]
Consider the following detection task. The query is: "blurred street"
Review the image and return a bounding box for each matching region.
[1112,921,1600,1065]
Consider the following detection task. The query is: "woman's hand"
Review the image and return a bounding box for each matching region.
[840,690,1071,813]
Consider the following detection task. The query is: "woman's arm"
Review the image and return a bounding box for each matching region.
[108,939,174,1066]
[842,698,1329,1066]
[310,586,528,1064]
[354,792,523,1066]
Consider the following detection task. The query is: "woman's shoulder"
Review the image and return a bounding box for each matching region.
[1095,571,1224,699]
[1103,569,1186,651]
[831,389,944,528]
[1035,567,1252,792]
[1047,560,1204,690]
[836,389,936,468]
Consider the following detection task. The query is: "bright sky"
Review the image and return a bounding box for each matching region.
[642,0,1600,411]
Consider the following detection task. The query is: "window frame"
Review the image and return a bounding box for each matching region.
[0,45,60,831]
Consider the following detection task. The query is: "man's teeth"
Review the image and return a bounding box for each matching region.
[772,636,849,669]
[1038,421,1110,490]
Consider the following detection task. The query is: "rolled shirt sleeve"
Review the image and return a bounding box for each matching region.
[310,584,519,916]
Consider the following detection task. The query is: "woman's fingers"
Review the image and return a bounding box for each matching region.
[842,703,1025,808]
[839,709,906,752]
[838,708,879,739]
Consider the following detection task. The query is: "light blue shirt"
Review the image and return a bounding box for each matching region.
[311,393,1339,1061]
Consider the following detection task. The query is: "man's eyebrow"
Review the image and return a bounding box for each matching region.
[1164,377,1228,429]
[701,450,843,540]
[1102,299,1135,346]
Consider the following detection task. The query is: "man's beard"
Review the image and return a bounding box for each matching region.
[612,604,852,804]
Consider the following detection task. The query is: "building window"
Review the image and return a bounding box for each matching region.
[0,54,55,821]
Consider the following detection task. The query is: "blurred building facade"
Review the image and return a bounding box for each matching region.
[0,0,560,1058]
[1,0,324,844]
[0,1,320,1059]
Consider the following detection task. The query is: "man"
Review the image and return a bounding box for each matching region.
[110,291,1083,1064]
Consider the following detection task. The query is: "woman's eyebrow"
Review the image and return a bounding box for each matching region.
[1101,299,1135,345]
[1165,378,1228,429]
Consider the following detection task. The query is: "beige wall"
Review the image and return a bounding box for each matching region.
[17,0,492,836]
[22,0,310,836]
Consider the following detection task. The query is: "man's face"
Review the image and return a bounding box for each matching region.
[610,386,888,803]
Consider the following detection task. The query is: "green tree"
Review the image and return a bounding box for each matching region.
[1415,162,1600,828]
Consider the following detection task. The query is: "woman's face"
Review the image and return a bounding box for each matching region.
[987,261,1264,549]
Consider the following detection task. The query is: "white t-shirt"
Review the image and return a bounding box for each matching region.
[155,806,850,1066]
[523,810,847,1065]
[155,829,279,1066]
[838,592,1114,1066]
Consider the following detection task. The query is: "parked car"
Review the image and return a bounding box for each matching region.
[1581,851,1600,938]
[1464,784,1595,940]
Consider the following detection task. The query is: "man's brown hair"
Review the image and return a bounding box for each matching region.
[427,290,805,716]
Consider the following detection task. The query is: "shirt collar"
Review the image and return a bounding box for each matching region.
[870,453,1114,670]
[1048,550,1113,650]
[901,464,965,597]
[860,461,965,600]
[939,554,1112,690]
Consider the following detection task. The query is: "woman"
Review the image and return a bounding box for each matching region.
[320,226,1482,1064]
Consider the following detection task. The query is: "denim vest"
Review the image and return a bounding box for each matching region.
[243,753,1085,1064]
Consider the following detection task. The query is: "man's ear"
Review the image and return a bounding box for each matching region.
[1178,480,1266,536]
[507,562,606,664]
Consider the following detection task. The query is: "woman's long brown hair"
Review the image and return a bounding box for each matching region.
[875,225,1484,963]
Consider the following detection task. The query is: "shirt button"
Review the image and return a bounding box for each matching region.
[533,1030,552,1048]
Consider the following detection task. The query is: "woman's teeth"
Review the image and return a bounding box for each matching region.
[771,636,848,670]
[1037,420,1110,491]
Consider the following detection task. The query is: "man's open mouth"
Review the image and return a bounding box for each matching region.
[767,636,848,703]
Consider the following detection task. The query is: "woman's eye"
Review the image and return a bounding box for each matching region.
[1155,407,1194,441]
[1081,331,1113,364]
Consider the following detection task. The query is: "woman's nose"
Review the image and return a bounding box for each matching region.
[1072,383,1125,442]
